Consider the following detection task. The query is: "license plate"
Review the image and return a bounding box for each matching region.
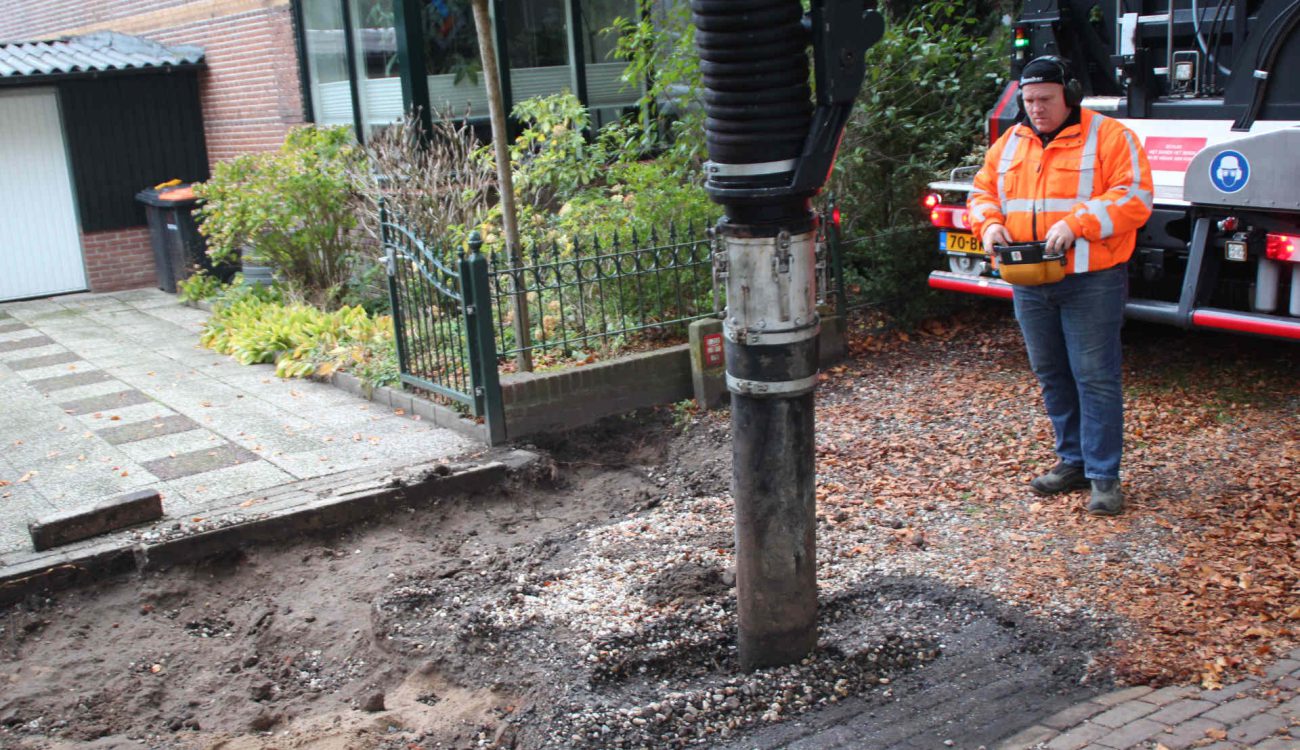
[943,231,982,255]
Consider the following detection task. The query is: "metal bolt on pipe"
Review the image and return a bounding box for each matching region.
[692,0,883,671]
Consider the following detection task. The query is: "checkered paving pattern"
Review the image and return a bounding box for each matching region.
[0,289,472,560]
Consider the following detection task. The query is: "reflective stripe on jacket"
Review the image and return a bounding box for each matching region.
[968,107,1154,274]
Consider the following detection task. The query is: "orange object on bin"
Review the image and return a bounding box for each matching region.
[158,186,195,201]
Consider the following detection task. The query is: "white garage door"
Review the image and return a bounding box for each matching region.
[0,88,86,302]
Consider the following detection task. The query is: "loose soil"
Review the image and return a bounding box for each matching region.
[1,303,1296,750]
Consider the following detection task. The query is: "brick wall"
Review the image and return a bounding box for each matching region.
[1,0,305,167]
[82,227,158,292]
[500,345,695,440]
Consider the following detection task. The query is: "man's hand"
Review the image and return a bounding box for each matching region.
[981,223,1012,255]
[1044,220,1076,255]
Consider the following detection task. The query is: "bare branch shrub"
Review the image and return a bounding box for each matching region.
[353,109,497,248]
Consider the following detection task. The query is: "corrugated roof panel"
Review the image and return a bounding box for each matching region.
[0,31,204,80]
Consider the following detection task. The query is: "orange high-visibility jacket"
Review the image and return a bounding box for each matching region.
[968,108,1154,274]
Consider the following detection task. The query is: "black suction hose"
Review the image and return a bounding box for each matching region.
[1235,0,1300,130]
[691,0,812,164]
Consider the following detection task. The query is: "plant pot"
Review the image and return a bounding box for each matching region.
[240,248,274,287]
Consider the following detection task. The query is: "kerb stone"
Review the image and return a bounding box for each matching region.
[28,489,163,551]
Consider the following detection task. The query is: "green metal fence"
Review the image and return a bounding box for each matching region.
[381,200,504,441]
[486,222,718,362]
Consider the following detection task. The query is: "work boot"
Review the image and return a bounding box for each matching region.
[1087,480,1124,516]
[1029,462,1089,495]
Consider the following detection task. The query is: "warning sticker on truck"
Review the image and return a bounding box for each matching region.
[1144,136,1207,172]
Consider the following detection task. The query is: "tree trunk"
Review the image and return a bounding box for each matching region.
[470,0,532,372]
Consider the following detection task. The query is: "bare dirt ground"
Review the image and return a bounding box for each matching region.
[1,303,1296,750]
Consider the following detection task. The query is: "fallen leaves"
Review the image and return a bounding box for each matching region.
[813,306,1300,688]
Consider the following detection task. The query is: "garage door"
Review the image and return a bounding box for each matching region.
[0,89,86,302]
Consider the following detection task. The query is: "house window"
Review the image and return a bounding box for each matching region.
[350,0,403,135]
[298,0,641,135]
[503,0,570,105]
[576,0,638,120]
[425,0,490,118]
[301,0,355,128]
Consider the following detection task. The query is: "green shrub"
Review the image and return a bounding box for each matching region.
[194,126,365,309]
[199,287,396,386]
[176,268,221,303]
[830,1,1007,324]
[607,0,704,168]
[502,92,608,210]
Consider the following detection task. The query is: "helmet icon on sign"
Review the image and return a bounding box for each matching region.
[1209,150,1250,193]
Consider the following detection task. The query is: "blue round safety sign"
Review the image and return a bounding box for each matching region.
[1208,149,1250,193]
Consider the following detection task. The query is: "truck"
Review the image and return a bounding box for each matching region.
[925,0,1300,341]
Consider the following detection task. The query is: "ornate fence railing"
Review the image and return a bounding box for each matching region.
[380,201,503,441]
[486,222,718,364]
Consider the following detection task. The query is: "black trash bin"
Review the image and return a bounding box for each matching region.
[135,184,234,293]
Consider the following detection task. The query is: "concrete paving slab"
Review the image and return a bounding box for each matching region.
[0,334,56,354]
[99,414,206,447]
[262,447,393,478]
[0,486,57,555]
[42,378,139,406]
[28,457,158,510]
[141,442,260,481]
[112,426,222,461]
[159,461,298,515]
[0,345,67,368]
[72,401,174,429]
[27,369,115,395]
[12,360,98,382]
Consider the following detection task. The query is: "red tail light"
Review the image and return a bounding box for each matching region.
[923,193,941,210]
[929,204,971,231]
[1265,233,1299,262]
[831,206,841,227]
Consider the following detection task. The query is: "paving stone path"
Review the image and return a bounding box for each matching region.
[0,289,471,563]
[999,651,1300,750]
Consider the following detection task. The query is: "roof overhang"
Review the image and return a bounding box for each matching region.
[0,31,205,85]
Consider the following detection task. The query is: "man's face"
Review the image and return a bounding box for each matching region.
[1022,82,1069,133]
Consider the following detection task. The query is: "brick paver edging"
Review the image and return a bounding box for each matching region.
[995,657,1300,750]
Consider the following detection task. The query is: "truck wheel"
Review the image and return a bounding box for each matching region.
[948,254,984,275]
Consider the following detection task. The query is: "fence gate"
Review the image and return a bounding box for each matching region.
[381,202,505,443]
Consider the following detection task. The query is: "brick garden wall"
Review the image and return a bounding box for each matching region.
[81,227,158,292]
[0,0,306,167]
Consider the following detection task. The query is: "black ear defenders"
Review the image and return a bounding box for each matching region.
[1016,55,1083,114]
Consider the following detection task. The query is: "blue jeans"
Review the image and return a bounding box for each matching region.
[1012,265,1127,480]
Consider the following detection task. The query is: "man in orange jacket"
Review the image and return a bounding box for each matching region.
[969,56,1153,516]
